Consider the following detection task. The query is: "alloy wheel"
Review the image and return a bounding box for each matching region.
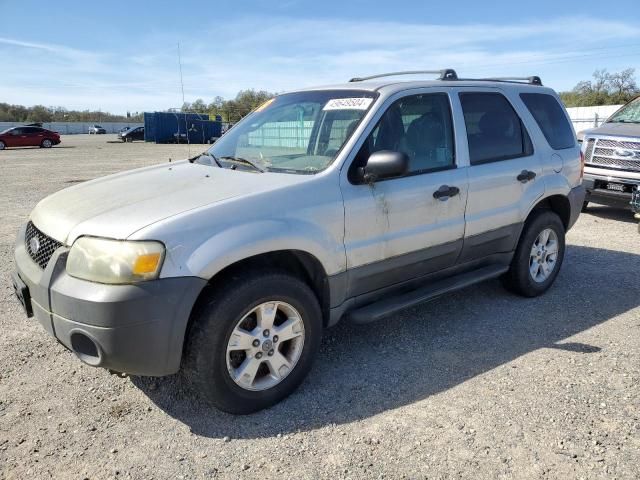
[529,228,559,283]
[226,301,305,391]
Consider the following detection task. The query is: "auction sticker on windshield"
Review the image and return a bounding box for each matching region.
[323,98,374,111]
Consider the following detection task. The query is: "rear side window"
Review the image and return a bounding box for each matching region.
[520,93,575,150]
[459,92,532,165]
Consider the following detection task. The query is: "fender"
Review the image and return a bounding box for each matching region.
[185,218,346,280]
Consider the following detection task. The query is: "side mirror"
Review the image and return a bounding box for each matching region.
[358,150,409,183]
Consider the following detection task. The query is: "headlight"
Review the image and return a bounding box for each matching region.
[66,237,165,284]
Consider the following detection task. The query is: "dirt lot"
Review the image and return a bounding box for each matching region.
[1,135,639,479]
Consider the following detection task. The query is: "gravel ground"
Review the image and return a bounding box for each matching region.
[1,135,639,479]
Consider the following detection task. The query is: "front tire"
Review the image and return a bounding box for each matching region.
[41,139,53,148]
[183,271,322,414]
[0,140,5,150]
[502,210,566,297]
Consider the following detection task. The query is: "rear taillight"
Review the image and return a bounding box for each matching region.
[579,150,585,181]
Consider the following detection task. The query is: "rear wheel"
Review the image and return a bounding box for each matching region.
[183,271,322,414]
[41,139,53,148]
[502,210,565,297]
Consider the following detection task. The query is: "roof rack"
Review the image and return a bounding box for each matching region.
[469,76,543,86]
[348,69,543,86]
[349,69,458,82]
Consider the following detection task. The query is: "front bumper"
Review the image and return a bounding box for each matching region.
[583,170,640,210]
[12,223,207,376]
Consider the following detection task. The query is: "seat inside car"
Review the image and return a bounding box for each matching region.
[373,105,405,152]
[469,110,520,161]
[403,112,447,172]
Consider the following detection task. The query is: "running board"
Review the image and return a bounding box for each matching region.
[347,264,508,325]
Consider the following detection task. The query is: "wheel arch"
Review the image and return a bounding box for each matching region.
[527,194,571,230]
[188,249,332,333]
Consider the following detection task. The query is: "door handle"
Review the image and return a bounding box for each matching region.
[433,185,460,201]
[517,170,536,183]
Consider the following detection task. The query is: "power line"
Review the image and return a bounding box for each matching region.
[458,47,640,72]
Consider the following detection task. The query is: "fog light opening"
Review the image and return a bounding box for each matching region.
[70,332,101,366]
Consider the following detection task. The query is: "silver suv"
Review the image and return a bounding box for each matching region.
[11,70,585,413]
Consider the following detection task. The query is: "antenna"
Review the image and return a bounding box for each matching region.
[177,43,191,156]
[177,43,186,106]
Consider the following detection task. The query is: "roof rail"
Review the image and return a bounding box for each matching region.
[468,76,543,86]
[349,69,458,82]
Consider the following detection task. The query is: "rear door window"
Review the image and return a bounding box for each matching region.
[519,93,575,150]
[459,92,532,165]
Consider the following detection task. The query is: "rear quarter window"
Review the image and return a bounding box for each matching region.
[520,93,575,150]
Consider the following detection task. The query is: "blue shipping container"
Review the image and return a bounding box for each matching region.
[143,112,222,144]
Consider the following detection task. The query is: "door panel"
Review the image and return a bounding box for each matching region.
[8,128,25,147]
[342,169,468,295]
[23,128,41,147]
[463,155,543,235]
[454,88,544,262]
[340,90,468,297]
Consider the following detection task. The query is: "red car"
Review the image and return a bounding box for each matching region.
[0,126,61,150]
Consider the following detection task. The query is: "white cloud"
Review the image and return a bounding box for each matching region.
[2,16,639,113]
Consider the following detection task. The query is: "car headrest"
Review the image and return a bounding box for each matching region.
[478,111,512,137]
[406,113,444,152]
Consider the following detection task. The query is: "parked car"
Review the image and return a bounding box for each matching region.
[578,95,640,212]
[88,125,106,134]
[0,126,61,150]
[11,69,585,414]
[118,126,144,142]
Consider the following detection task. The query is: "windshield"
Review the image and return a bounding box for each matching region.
[202,90,377,174]
[608,97,640,123]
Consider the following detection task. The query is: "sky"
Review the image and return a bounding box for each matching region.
[2,0,640,114]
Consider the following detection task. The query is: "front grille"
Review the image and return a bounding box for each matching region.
[584,138,595,163]
[25,221,63,269]
[585,138,640,172]
[596,139,640,150]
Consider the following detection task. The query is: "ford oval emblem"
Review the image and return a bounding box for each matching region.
[614,148,633,157]
[29,236,41,254]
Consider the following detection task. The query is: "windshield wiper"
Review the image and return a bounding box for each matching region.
[190,151,222,167]
[219,156,265,172]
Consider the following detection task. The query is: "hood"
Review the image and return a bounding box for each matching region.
[579,122,640,139]
[31,161,306,244]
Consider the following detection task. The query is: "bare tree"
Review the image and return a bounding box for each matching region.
[608,68,637,97]
[591,69,611,93]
